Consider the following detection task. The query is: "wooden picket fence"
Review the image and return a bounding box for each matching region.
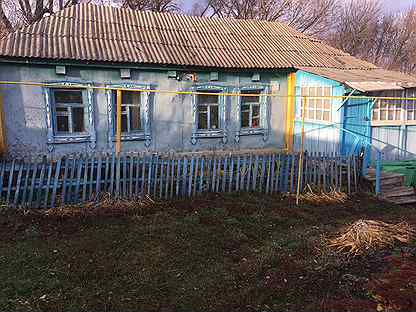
[0,151,362,209]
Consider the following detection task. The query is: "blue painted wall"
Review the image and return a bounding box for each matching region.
[293,70,346,154]
[0,63,289,158]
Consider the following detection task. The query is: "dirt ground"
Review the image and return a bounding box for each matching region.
[0,192,415,312]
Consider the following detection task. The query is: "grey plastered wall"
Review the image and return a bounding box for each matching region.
[0,63,288,158]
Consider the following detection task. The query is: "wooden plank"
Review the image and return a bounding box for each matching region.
[127,155,134,199]
[109,155,116,195]
[270,154,276,193]
[13,161,24,208]
[141,155,146,197]
[134,155,140,198]
[274,154,281,193]
[215,157,221,192]
[240,156,247,191]
[211,158,217,192]
[228,157,234,193]
[193,157,199,196]
[50,158,62,208]
[158,158,164,199]
[115,155,121,198]
[28,162,38,208]
[221,157,227,193]
[104,154,110,192]
[182,157,188,197]
[122,155,128,198]
[82,157,89,203]
[21,161,32,205]
[207,158,212,192]
[188,157,194,197]
[259,156,265,192]
[165,157,170,199]
[265,155,271,194]
[60,157,69,205]
[0,159,5,199]
[245,155,252,191]
[347,156,351,194]
[43,160,54,208]
[170,158,175,198]
[74,156,83,204]
[153,155,159,197]
[5,159,16,205]
[96,155,103,198]
[236,156,241,192]
[252,155,259,191]
[175,158,181,198]
[147,155,153,195]
[34,160,46,208]
[88,156,95,201]
[198,158,204,194]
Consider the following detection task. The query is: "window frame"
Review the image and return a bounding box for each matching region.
[44,81,96,149]
[106,83,152,147]
[235,85,270,142]
[370,90,416,126]
[191,85,227,144]
[299,86,332,123]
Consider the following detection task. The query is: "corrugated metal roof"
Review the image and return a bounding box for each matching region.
[0,3,377,70]
[299,67,416,92]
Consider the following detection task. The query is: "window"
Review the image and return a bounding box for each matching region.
[241,90,261,128]
[106,83,152,146]
[191,85,227,144]
[300,86,331,122]
[44,82,96,148]
[113,90,142,133]
[53,89,85,134]
[372,99,402,121]
[235,86,269,143]
[197,92,220,130]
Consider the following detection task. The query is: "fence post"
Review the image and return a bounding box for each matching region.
[375,150,381,195]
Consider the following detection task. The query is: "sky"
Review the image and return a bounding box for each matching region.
[181,0,416,12]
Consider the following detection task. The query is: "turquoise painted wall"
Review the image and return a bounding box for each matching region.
[294,71,346,154]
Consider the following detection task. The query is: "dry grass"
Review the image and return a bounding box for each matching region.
[328,220,416,256]
[43,193,155,217]
[297,184,348,205]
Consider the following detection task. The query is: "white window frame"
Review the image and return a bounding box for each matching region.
[44,81,96,150]
[299,86,332,123]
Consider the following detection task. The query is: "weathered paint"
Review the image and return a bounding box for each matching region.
[293,70,346,155]
[341,96,372,156]
[0,63,288,158]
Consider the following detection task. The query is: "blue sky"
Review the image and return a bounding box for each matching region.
[181,0,416,12]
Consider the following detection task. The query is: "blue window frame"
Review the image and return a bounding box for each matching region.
[235,85,270,142]
[44,81,96,150]
[106,83,152,147]
[191,85,228,144]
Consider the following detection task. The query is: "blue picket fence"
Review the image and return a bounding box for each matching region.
[0,151,361,209]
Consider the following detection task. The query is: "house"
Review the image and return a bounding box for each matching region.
[0,3,415,159]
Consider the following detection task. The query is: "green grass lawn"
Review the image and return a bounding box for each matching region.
[0,193,415,312]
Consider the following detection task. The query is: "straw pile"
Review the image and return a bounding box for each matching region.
[329,220,416,256]
[298,184,348,204]
[44,193,155,217]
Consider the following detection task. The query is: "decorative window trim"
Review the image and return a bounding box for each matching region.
[191,84,228,145]
[235,85,270,143]
[44,81,96,150]
[106,83,152,147]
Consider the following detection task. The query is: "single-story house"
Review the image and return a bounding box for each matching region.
[0,3,415,159]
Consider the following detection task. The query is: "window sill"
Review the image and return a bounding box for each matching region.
[191,129,226,144]
[111,132,149,142]
[372,121,416,126]
[239,128,266,136]
[47,134,91,144]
